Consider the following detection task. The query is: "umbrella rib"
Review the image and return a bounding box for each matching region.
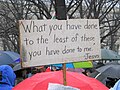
[95,73,101,79]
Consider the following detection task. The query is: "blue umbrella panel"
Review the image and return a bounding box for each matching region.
[0,51,20,65]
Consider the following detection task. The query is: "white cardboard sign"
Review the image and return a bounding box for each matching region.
[19,19,101,67]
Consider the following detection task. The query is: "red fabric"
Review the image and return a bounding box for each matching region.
[13,71,109,90]
[45,67,51,72]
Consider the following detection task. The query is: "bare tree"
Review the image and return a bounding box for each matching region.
[0,0,35,52]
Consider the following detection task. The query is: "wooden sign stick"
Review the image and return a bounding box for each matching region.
[62,63,67,86]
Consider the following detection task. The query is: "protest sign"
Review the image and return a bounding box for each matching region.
[19,19,101,67]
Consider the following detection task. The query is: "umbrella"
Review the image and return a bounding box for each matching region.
[13,71,109,90]
[66,68,85,73]
[13,63,22,71]
[0,51,20,65]
[89,62,120,85]
[89,62,120,78]
[105,61,120,65]
[53,61,93,68]
[96,64,120,78]
[101,49,120,60]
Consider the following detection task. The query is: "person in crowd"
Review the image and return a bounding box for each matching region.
[51,66,57,71]
[45,66,51,72]
[109,79,120,90]
[22,69,27,79]
[83,68,93,76]
[0,65,16,90]
[106,77,119,89]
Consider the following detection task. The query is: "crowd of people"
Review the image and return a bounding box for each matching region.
[0,64,120,90]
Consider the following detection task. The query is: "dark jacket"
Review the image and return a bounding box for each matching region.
[0,65,16,90]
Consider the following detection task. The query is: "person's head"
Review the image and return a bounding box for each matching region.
[0,65,16,86]
[52,66,57,71]
[84,68,93,76]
